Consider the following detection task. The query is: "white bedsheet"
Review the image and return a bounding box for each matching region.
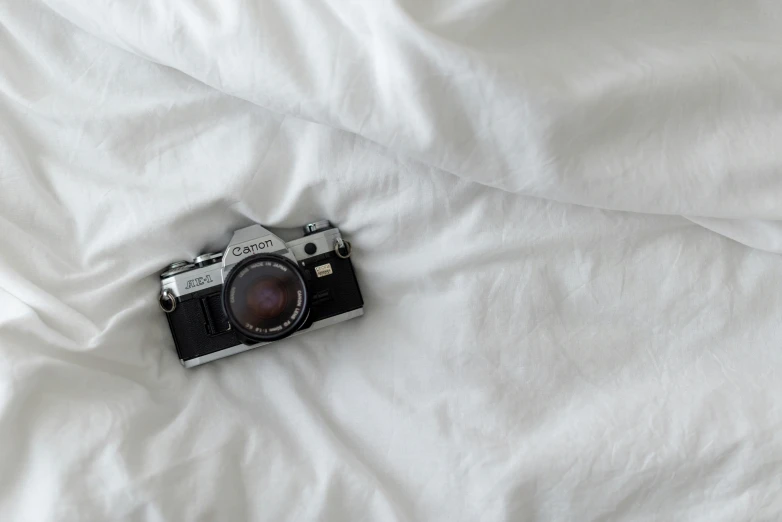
[2,1,782,520]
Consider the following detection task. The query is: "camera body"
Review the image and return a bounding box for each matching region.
[158,221,363,367]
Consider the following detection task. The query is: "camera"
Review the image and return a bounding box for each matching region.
[158,221,364,367]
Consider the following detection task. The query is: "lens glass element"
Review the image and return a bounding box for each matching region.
[246,277,288,319]
[222,255,309,342]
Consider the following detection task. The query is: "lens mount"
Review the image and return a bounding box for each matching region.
[221,254,310,344]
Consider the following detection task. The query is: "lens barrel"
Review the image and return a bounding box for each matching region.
[222,254,310,343]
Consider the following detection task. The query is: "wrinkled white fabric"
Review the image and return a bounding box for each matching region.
[1,1,782,520]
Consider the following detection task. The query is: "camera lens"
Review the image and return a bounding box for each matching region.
[222,254,310,343]
[246,278,288,319]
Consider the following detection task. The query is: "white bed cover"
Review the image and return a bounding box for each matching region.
[2,1,782,520]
